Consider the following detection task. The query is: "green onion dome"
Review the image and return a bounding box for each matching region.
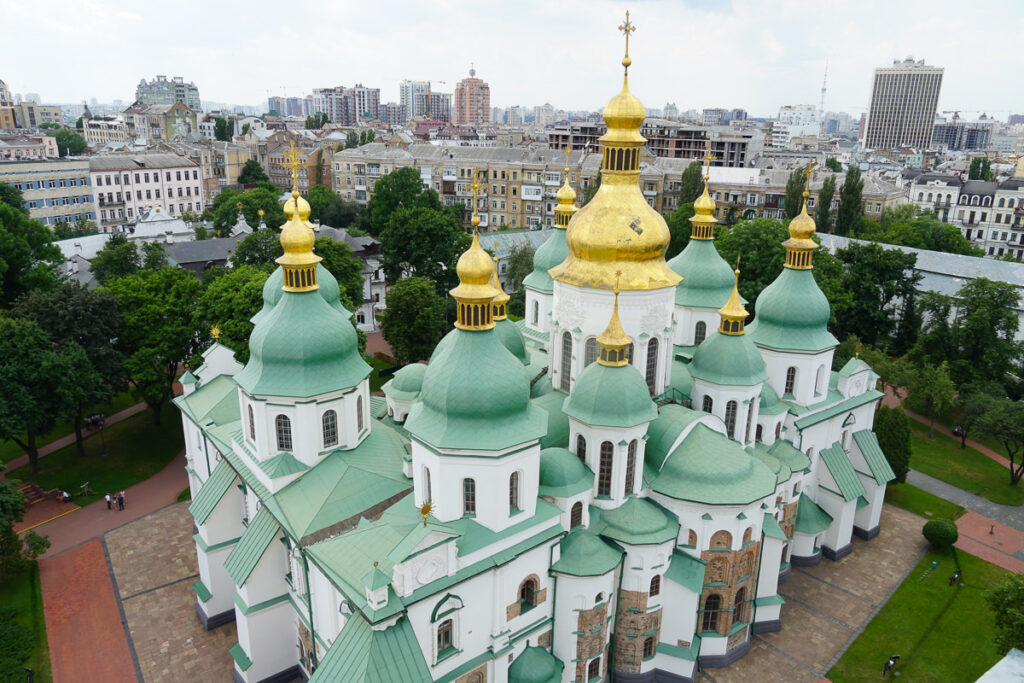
[494,317,529,365]
[381,363,426,402]
[522,229,569,293]
[538,447,593,497]
[747,268,837,352]
[689,333,768,387]
[562,361,657,428]
[252,264,349,326]
[508,646,563,683]
[668,239,736,309]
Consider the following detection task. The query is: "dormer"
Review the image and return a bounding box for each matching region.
[363,563,390,610]
[836,357,873,399]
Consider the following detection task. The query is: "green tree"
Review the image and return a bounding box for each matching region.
[380,206,469,291]
[968,157,995,182]
[241,122,251,136]
[307,184,334,223]
[986,573,1024,654]
[830,242,921,347]
[874,405,911,483]
[359,130,369,145]
[964,395,1024,485]
[922,518,958,548]
[320,195,361,229]
[345,131,359,149]
[50,128,87,156]
[214,117,233,141]
[89,234,162,286]
[194,265,269,364]
[238,159,269,185]
[784,168,805,219]
[679,161,704,204]
[907,361,956,438]
[664,202,696,260]
[380,276,446,364]
[825,157,842,172]
[213,187,285,235]
[0,182,27,215]
[0,204,62,306]
[314,236,364,312]
[231,229,283,270]
[582,171,601,206]
[0,480,50,581]
[815,175,836,234]
[104,267,204,425]
[360,166,444,236]
[53,216,99,239]
[715,218,787,307]
[836,166,864,236]
[141,241,168,269]
[365,129,375,144]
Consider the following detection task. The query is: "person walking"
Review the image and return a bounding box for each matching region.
[118,490,125,511]
[105,493,112,510]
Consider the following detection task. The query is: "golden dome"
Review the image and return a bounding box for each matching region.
[782,166,819,269]
[717,267,748,335]
[555,176,577,206]
[276,189,322,292]
[450,170,499,330]
[601,76,647,146]
[597,283,631,367]
[554,147,578,228]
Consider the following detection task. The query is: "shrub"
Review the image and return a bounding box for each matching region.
[0,608,33,682]
[922,518,959,548]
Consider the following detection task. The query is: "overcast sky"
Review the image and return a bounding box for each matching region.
[4,0,1022,119]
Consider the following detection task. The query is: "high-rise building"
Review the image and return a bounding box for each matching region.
[348,85,380,122]
[136,75,202,112]
[772,105,821,147]
[0,79,13,107]
[399,80,430,119]
[701,108,726,126]
[453,66,490,125]
[413,91,452,122]
[533,103,555,128]
[506,106,524,126]
[267,96,286,115]
[863,57,943,150]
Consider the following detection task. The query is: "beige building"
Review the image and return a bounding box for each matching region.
[123,101,198,141]
[0,133,58,160]
[6,102,64,128]
[84,116,130,147]
[864,57,943,150]
[159,140,251,202]
[0,158,95,227]
[89,153,203,230]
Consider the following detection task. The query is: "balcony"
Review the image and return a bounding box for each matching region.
[933,201,952,209]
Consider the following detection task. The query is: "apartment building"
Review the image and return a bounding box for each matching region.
[0,158,95,226]
[89,153,203,231]
[454,67,490,125]
[122,101,198,141]
[864,57,943,150]
[136,75,201,111]
[0,101,64,129]
[159,140,251,201]
[0,133,58,160]
[83,116,130,147]
[267,140,326,192]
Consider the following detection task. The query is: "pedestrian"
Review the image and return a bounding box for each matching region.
[105,493,112,510]
[118,490,125,511]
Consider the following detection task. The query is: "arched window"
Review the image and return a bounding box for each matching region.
[560,332,572,391]
[463,478,476,515]
[598,442,613,497]
[743,527,753,544]
[784,366,797,395]
[595,592,604,604]
[972,195,979,205]
[275,414,292,451]
[725,400,738,438]
[626,342,634,365]
[775,423,781,440]
[587,657,601,681]
[688,530,698,547]
[702,395,713,413]
[999,198,1006,208]
[437,618,454,654]
[917,192,923,201]
[519,577,538,608]
[694,320,707,345]
[756,424,763,441]
[575,434,586,463]
[701,594,721,632]
[570,502,583,529]
[643,637,655,659]
[531,300,539,325]
[584,338,599,367]
[509,472,520,512]
[624,440,637,495]
[321,410,339,447]
[733,588,746,625]
[710,530,732,549]
[357,398,364,432]
[423,467,432,502]
[815,365,826,394]
[247,404,255,440]
[649,575,661,596]
[645,338,659,395]
[926,192,932,202]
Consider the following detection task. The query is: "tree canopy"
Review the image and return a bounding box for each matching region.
[380,276,446,365]
[836,166,863,236]
[859,204,982,256]
[874,405,911,483]
[307,184,334,223]
[815,175,836,234]
[231,229,283,269]
[212,187,284,235]
[665,202,696,260]
[679,161,704,205]
[319,194,361,230]
[50,128,87,157]
[214,117,233,142]
[379,206,469,291]
[968,157,995,182]
[963,394,1024,485]
[53,217,99,239]
[784,169,804,220]
[0,203,62,306]
[824,157,842,172]
[0,182,27,215]
[986,573,1024,654]
[314,236,364,312]
[194,265,269,364]
[238,159,269,185]
[360,167,445,236]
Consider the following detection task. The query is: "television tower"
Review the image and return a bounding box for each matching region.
[819,58,828,135]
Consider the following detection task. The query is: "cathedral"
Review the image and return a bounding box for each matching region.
[176,20,893,683]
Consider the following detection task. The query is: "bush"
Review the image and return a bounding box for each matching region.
[922,518,959,548]
[0,608,33,682]
[876,405,912,483]
[986,573,1024,655]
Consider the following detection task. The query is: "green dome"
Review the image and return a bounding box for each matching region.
[747,268,837,352]
[749,448,792,485]
[538,447,593,497]
[405,328,547,451]
[563,362,657,428]
[551,527,622,576]
[495,318,529,365]
[531,376,553,398]
[690,332,767,387]
[668,239,736,309]
[532,390,570,448]
[595,496,678,545]
[252,264,349,326]
[236,290,371,398]
[382,363,426,400]
[648,424,777,505]
[669,359,692,399]
[523,229,568,293]
[508,646,563,683]
[759,382,787,415]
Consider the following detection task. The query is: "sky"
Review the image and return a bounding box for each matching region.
[4,0,1023,119]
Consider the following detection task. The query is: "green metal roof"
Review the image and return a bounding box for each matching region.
[495,317,530,366]
[644,403,708,471]
[762,513,787,541]
[747,267,838,352]
[669,358,692,399]
[853,429,896,484]
[523,228,568,293]
[550,527,622,576]
[381,363,426,401]
[508,645,563,683]
[794,493,832,535]
[665,548,706,593]
[758,383,788,415]
[648,425,777,505]
[405,327,547,451]
[180,370,197,385]
[309,614,431,683]
[668,239,736,309]
[189,459,237,524]
[174,374,239,429]
[591,497,678,546]
[258,451,309,479]
[819,442,867,502]
[363,565,391,590]
[252,263,350,327]
[839,357,871,377]
[562,362,658,428]
[768,439,811,472]
[236,289,370,398]
[792,389,884,429]
[538,447,594,497]
[532,390,570,448]
[224,506,280,586]
[690,332,768,387]
[748,446,791,486]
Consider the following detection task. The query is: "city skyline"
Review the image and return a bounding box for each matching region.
[3,0,1023,118]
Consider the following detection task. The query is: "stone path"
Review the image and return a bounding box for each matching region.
[908,469,1024,532]
[701,505,927,682]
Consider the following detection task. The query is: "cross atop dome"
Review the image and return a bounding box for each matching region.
[619,11,636,72]
[284,140,302,193]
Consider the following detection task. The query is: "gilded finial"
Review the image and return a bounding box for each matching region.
[419,502,431,527]
[236,201,243,211]
[855,343,862,359]
[618,11,636,72]
[285,140,302,196]
[258,208,265,219]
[717,262,748,335]
[702,140,717,182]
[210,325,221,341]
[470,169,481,230]
[802,161,817,202]
[597,269,631,367]
[564,143,571,175]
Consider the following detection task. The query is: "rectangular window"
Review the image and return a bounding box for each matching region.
[463,479,476,515]
[598,443,613,497]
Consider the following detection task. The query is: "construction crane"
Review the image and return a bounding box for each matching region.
[942,109,1012,123]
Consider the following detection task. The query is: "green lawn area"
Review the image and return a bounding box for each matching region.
[0,563,51,682]
[828,548,1007,683]
[0,391,138,464]
[903,393,1013,461]
[885,483,965,520]
[6,405,183,506]
[908,420,1024,506]
[367,356,396,393]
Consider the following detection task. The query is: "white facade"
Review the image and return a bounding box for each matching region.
[90,154,204,231]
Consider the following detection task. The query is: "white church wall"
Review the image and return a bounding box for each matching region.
[525,286,553,336]
[673,306,719,347]
[756,347,834,407]
[195,342,243,382]
[196,543,235,623]
[854,473,886,535]
[755,535,784,603]
[659,578,699,653]
[690,378,761,447]
[542,491,593,531]
[552,571,619,683]
[568,419,648,509]
[234,600,296,683]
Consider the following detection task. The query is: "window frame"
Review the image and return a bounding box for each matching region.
[275,414,293,451]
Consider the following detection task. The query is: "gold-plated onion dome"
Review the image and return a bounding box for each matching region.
[450,171,499,330]
[597,277,632,367]
[276,141,321,292]
[690,145,718,240]
[490,249,510,320]
[602,12,645,146]
[783,163,819,270]
[554,146,578,229]
[718,266,748,335]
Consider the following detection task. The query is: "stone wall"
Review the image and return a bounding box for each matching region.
[574,602,609,681]
[698,541,759,644]
[613,589,662,674]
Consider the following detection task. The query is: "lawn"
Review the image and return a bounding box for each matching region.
[0,391,138,464]
[885,483,965,521]
[903,393,1013,461]
[367,356,396,393]
[828,547,1007,683]
[908,420,1024,506]
[0,563,51,682]
[5,404,184,506]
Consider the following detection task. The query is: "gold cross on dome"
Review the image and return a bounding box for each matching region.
[210,325,221,341]
[619,11,636,61]
[284,140,302,192]
[702,140,718,181]
[803,160,817,192]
